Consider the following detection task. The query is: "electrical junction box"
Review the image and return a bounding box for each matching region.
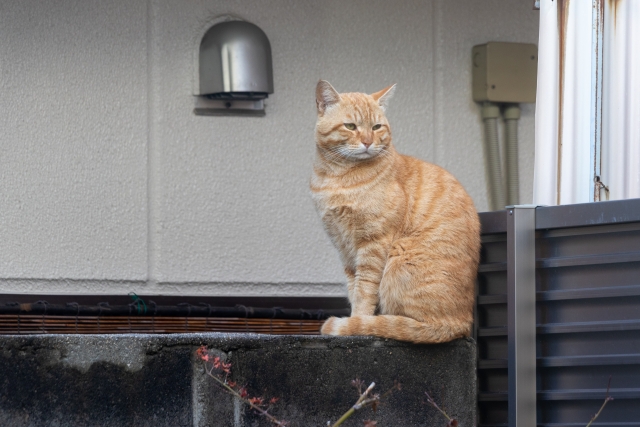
[472,42,538,103]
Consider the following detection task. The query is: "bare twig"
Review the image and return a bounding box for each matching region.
[330,382,376,427]
[198,346,288,426]
[330,380,401,427]
[203,366,287,426]
[425,391,458,427]
[586,376,614,427]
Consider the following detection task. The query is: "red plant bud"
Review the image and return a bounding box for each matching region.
[249,397,264,406]
[196,346,209,360]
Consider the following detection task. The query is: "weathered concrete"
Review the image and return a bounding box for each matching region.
[0,334,476,426]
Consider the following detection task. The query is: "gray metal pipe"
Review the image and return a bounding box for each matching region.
[482,102,505,210]
[504,104,521,206]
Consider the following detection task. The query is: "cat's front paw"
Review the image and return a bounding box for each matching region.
[321,316,347,336]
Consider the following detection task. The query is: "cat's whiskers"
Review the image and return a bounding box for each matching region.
[376,148,392,159]
[320,146,353,165]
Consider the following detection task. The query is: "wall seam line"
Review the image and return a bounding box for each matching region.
[432,0,442,164]
[146,0,157,288]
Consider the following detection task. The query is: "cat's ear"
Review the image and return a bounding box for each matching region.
[371,84,396,111]
[316,80,341,115]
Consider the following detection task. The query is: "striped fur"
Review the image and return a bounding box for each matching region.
[311,80,480,344]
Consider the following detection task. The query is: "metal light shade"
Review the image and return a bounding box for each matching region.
[199,20,274,99]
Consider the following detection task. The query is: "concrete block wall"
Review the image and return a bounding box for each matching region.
[0,334,477,426]
[0,1,539,297]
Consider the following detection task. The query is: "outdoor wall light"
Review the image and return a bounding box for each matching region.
[195,20,273,116]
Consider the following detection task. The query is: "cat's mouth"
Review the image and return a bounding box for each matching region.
[333,145,381,161]
[352,146,381,160]
[354,151,375,159]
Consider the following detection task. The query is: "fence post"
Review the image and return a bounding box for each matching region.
[507,205,537,427]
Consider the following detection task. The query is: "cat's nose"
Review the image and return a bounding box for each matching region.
[362,139,373,149]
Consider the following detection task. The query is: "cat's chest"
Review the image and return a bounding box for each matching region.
[313,187,388,240]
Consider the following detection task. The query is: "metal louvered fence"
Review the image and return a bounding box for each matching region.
[476,198,640,427]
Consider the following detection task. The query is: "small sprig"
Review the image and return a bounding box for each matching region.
[425,391,458,427]
[197,346,288,426]
[328,379,401,427]
[586,376,614,427]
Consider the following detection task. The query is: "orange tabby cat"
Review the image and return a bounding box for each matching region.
[311,80,480,344]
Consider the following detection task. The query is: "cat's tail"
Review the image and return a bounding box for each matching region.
[320,315,470,344]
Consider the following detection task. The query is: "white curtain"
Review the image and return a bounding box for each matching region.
[601,0,640,201]
[533,0,640,205]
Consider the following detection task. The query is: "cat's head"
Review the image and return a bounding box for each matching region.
[315,80,396,162]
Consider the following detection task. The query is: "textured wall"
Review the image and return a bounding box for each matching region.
[0,0,539,296]
[0,0,149,292]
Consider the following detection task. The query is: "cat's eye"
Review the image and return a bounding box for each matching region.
[344,123,357,131]
[372,124,382,130]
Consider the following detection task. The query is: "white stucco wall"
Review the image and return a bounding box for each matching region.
[0,0,538,296]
